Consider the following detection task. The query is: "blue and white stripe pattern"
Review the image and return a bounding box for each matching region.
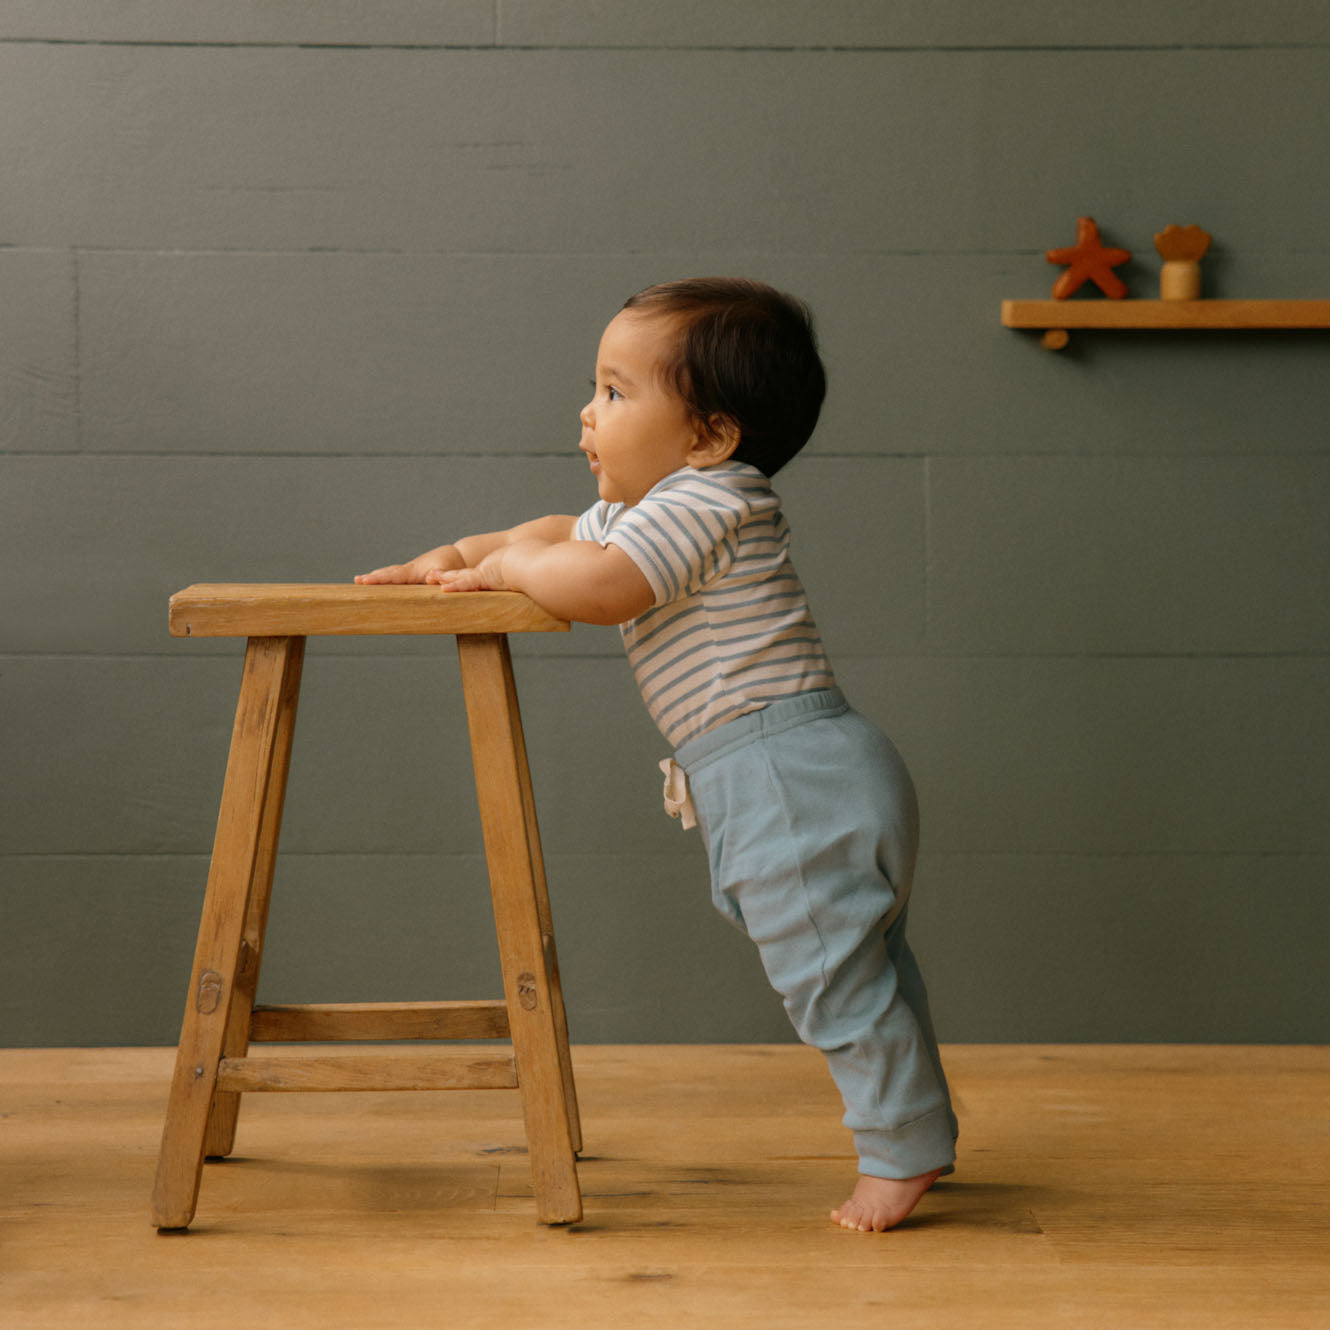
[575,461,836,748]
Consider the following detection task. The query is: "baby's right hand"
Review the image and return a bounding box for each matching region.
[354,545,467,584]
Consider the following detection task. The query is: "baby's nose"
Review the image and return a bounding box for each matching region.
[579,399,595,429]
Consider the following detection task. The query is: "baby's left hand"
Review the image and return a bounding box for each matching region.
[427,547,509,592]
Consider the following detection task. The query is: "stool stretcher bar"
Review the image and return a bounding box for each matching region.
[249,1000,511,1042]
[215,1052,519,1094]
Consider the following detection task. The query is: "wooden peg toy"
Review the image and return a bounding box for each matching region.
[1154,224,1212,300]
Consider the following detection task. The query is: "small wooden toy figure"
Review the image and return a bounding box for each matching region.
[1154,224,1212,300]
[1046,216,1131,299]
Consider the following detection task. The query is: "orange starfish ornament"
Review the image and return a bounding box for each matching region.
[1046,216,1131,299]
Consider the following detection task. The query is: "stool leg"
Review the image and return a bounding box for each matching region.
[204,636,305,1158]
[457,634,581,1225]
[499,644,583,1155]
[151,636,304,1230]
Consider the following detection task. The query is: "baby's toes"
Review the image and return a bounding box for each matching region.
[830,1201,869,1231]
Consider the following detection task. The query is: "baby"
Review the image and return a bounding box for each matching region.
[357,277,958,1231]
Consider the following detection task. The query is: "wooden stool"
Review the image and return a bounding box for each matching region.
[151,584,582,1229]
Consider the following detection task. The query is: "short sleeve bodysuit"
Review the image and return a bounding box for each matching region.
[574,461,835,748]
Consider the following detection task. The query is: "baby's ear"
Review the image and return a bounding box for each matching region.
[689,414,741,467]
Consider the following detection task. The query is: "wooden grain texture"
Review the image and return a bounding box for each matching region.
[203,634,304,1159]
[155,610,581,1228]
[923,454,1330,655]
[8,649,1329,863]
[1002,298,1330,330]
[6,8,1330,1065]
[248,1000,511,1043]
[7,46,1328,256]
[50,252,1330,462]
[0,1,497,45]
[5,2,1330,48]
[5,1044,1329,1330]
[498,2,1330,50]
[150,636,303,1228]
[214,1051,517,1093]
[0,249,76,451]
[168,584,569,638]
[457,633,582,1223]
[488,629,584,1154]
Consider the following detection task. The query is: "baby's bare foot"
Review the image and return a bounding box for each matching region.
[830,1168,943,1232]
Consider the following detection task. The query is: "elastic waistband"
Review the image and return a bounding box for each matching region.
[674,688,849,775]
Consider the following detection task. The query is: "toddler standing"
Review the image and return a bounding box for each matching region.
[357,277,958,1231]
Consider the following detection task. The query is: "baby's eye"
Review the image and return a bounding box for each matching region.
[607,385,623,401]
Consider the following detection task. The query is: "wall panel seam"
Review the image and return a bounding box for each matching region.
[5,651,1327,662]
[71,250,83,449]
[8,451,1329,461]
[2,39,1326,53]
[4,850,1325,862]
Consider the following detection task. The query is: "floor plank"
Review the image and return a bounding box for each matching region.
[2,1045,1328,1328]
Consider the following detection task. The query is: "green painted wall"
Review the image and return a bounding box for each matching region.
[3,3,1327,1046]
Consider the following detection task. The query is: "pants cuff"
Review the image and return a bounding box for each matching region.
[853,1104,957,1180]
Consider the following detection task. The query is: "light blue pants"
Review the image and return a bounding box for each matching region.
[676,688,958,1180]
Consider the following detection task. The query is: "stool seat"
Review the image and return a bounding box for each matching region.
[169,582,568,638]
[151,583,582,1229]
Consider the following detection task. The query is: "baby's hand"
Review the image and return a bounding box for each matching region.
[428,548,509,593]
[429,568,492,592]
[355,545,466,584]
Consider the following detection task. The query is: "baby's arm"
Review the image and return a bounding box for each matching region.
[356,515,652,625]
[354,514,579,586]
[435,538,653,627]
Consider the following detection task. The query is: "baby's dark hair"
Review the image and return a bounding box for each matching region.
[622,277,826,477]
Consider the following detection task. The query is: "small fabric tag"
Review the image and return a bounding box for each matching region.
[658,757,698,830]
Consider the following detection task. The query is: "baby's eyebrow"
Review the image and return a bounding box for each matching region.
[597,362,637,387]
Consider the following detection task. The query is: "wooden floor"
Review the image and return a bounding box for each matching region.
[4,1044,1328,1329]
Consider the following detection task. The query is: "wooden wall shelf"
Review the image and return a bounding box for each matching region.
[1002,298,1330,349]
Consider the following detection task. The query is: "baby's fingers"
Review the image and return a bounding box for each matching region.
[355,565,409,584]
[431,568,485,592]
